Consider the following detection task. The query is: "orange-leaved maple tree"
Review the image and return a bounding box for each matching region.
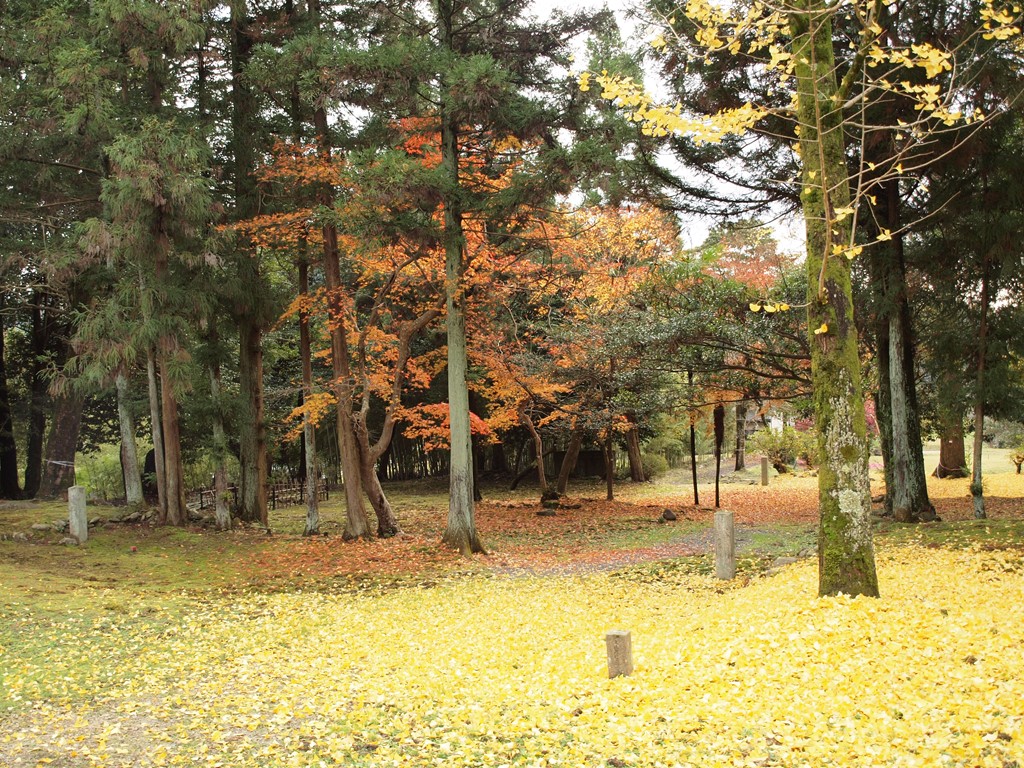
[235,138,445,538]
[471,203,681,500]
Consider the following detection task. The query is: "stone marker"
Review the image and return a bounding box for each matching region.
[68,485,88,543]
[605,630,633,678]
[761,456,769,486]
[714,510,735,580]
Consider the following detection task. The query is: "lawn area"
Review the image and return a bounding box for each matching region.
[1,462,1023,767]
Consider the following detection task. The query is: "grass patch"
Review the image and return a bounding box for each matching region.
[874,516,1024,549]
[742,524,818,557]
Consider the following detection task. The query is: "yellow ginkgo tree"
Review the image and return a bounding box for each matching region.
[583,0,1022,597]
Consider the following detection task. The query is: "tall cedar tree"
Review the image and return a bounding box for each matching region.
[427,0,601,553]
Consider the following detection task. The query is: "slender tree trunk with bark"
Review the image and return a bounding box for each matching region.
[714,404,725,508]
[625,423,645,482]
[556,428,582,495]
[971,264,990,519]
[438,0,483,554]
[734,402,747,471]
[355,304,438,536]
[23,293,49,498]
[887,303,935,521]
[116,371,144,507]
[874,180,934,522]
[146,349,167,519]
[207,340,231,531]
[875,303,895,517]
[157,345,187,526]
[791,0,878,597]
[299,260,319,536]
[0,298,21,499]
[689,416,699,506]
[603,430,614,501]
[322,229,370,540]
[361,458,400,537]
[519,401,548,493]
[307,0,370,539]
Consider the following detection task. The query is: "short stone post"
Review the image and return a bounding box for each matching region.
[68,485,88,543]
[760,456,769,486]
[714,510,735,580]
[605,630,633,678]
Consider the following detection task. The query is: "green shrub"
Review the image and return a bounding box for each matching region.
[1011,441,1024,474]
[76,444,128,500]
[747,427,816,473]
[641,453,670,480]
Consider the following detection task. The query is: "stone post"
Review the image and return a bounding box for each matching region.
[68,485,88,543]
[761,456,769,486]
[605,630,633,678]
[714,509,735,580]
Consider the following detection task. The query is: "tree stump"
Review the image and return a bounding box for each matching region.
[714,510,735,580]
[605,630,633,678]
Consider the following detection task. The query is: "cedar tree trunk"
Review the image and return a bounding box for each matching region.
[116,371,144,507]
[37,392,83,499]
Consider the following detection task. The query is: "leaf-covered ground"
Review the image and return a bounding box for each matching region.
[2,547,1023,767]
[1,462,1023,766]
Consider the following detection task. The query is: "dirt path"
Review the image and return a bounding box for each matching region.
[485,525,771,578]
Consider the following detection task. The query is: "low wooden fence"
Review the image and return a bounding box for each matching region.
[266,481,330,510]
[191,481,329,512]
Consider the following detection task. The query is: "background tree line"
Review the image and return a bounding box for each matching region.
[0,0,1021,587]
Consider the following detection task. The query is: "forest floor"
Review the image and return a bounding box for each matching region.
[1,451,1023,767]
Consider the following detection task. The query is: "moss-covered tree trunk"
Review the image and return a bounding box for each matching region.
[790,0,879,597]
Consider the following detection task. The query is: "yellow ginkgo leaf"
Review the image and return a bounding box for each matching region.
[814,322,828,335]
[877,229,893,241]
[764,303,778,313]
[779,303,791,311]
[749,303,762,312]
